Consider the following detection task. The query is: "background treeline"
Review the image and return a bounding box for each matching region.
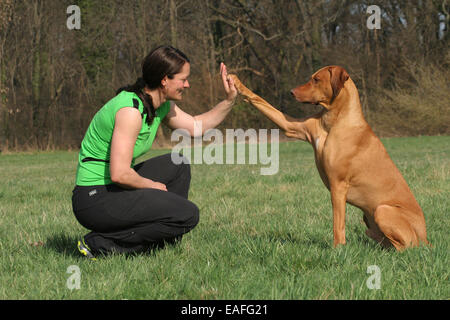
[0,0,449,151]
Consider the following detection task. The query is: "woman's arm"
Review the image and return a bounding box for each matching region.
[109,107,167,191]
[164,63,237,137]
[164,99,234,137]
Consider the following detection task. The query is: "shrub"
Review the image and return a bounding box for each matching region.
[371,57,450,136]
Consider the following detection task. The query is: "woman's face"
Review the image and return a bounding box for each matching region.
[163,62,190,101]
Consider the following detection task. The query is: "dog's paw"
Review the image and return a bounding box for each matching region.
[228,74,245,94]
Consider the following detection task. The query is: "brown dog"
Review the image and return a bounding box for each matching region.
[229,66,429,250]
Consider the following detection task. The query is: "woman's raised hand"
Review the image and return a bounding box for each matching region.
[220,62,237,103]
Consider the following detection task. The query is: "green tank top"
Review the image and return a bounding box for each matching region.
[75,90,171,186]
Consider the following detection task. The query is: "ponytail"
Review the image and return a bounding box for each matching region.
[116,77,155,125]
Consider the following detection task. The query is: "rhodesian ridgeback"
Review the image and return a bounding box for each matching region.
[229,66,429,250]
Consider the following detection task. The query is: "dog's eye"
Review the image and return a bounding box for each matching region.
[313,78,319,83]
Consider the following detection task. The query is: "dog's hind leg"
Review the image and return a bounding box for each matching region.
[374,205,420,251]
[363,214,393,249]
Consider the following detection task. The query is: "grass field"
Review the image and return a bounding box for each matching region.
[0,136,448,300]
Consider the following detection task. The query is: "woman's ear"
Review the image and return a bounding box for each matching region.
[161,75,169,88]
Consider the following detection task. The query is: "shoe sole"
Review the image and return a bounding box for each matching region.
[77,240,97,260]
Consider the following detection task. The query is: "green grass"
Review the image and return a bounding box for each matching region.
[0,136,449,299]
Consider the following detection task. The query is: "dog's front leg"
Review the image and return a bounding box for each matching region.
[229,74,317,143]
[330,181,349,247]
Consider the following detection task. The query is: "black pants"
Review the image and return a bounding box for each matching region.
[72,153,199,255]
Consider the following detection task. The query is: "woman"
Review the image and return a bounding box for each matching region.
[72,45,237,258]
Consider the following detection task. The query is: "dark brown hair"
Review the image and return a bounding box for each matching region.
[116,45,190,124]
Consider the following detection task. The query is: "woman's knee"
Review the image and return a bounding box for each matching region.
[165,202,199,238]
[172,153,191,174]
[184,201,199,229]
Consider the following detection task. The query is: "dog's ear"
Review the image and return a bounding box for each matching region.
[328,66,349,102]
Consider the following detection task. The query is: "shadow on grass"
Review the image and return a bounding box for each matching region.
[45,233,80,258]
[254,227,385,251]
[263,231,301,244]
[45,233,181,259]
[252,231,331,250]
[302,235,332,250]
